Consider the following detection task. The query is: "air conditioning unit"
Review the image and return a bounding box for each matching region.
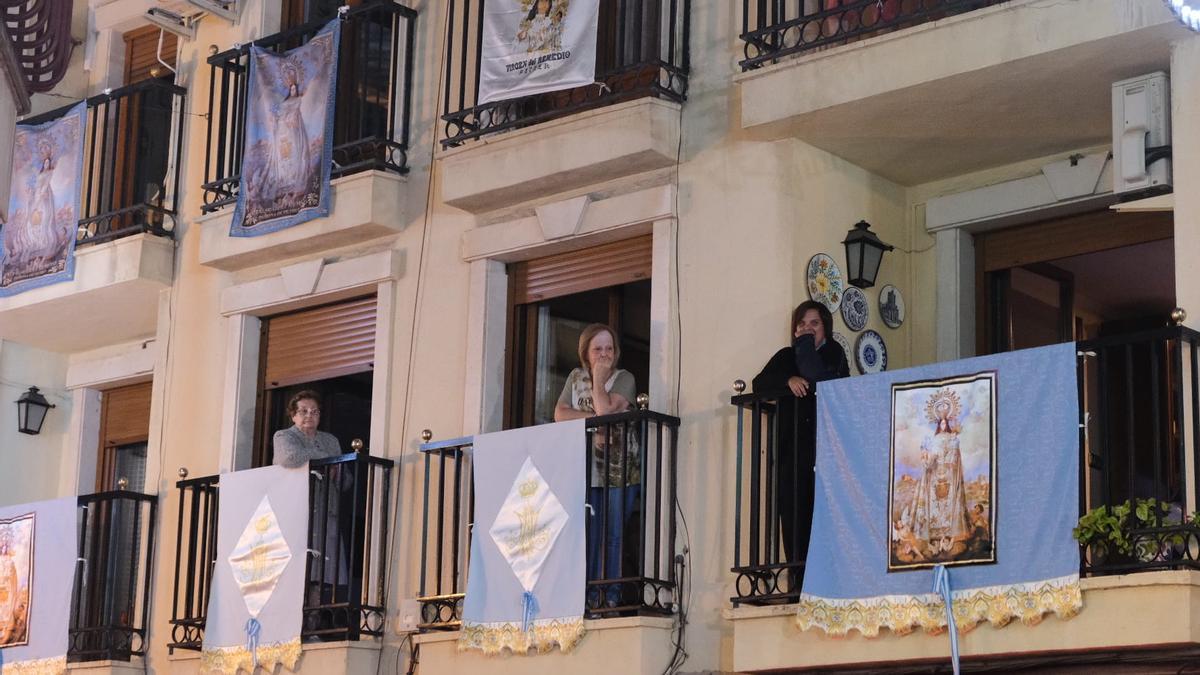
[1112,71,1171,196]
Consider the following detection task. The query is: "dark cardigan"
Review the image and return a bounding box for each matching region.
[750,334,850,564]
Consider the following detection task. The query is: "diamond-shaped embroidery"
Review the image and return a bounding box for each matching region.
[489,457,569,592]
[227,495,292,618]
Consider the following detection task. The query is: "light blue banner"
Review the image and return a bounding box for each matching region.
[230,19,340,237]
[0,102,86,297]
[799,342,1082,637]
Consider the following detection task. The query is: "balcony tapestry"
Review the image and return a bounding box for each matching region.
[477,0,599,104]
[0,497,76,675]
[460,419,587,655]
[0,102,85,298]
[798,343,1082,641]
[230,19,340,237]
[202,466,308,675]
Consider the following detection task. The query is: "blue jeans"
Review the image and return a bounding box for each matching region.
[587,485,641,583]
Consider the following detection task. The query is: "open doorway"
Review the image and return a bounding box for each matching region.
[977,209,1176,515]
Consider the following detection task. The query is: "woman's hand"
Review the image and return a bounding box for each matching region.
[591,357,614,387]
[787,376,811,397]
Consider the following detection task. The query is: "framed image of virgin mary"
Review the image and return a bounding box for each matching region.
[888,372,997,571]
[0,512,35,648]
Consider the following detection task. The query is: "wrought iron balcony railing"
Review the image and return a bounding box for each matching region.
[417,409,680,630]
[201,1,417,213]
[1077,325,1200,576]
[739,0,1009,71]
[69,490,158,663]
[17,79,186,246]
[729,325,1200,607]
[168,453,394,651]
[440,0,690,148]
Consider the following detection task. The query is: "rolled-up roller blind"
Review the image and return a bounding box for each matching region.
[510,235,653,304]
[262,295,377,389]
[123,25,177,84]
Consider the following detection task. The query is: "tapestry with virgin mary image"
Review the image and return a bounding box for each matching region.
[798,343,1082,638]
[230,19,339,237]
[0,102,85,297]
[0,498,76,675]
[889,373,997,571]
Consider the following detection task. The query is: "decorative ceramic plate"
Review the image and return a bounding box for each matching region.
[832,332,856,374]
[840,286,869,332]
[879,284,905,329]
[855,329,888,374]
[806,253,844,314]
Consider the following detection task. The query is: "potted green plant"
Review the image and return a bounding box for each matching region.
[1072,498,1186,565]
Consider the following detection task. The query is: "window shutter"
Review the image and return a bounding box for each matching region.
[100,382,153,447]
[262,296,377,389]
[510,235,653,304]
[123,25,177,84]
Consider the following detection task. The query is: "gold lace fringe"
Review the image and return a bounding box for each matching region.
[2,655,66,675]
[458,617,586,655]
[201,637,302,675]
[796,574,1082,637]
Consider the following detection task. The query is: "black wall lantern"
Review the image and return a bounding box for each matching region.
[842,220,894,289]
[16,386,55,435]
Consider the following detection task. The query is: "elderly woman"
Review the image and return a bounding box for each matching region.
[273,390,342,468]
[554,323,638,601]
[272,390,347,633]
[753,300,850,582]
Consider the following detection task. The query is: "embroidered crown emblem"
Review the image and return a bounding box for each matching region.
[518,478,539,498]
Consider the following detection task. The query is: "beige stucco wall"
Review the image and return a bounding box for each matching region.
[0,0,1199,673]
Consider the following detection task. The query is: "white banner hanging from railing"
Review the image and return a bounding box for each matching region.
[477,0,599,105]
[0,497,76,675]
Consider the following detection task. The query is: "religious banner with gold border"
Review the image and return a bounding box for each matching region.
[229,19,339,237]
[201,465,308,675]
[459,419,587,655]
[798,342,1082,639]
[0,102,86,297]
[0,497,76,675]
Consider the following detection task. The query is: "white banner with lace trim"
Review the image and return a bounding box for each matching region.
[0,497,75,675]
[202,465,308,675]
[460,419,587,655]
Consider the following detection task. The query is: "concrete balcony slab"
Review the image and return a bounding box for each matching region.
[198,171,408,272]
[727,571,1200,672]
[414,615,674,674]
[0,233,173,352]
[736,0,1192,185]
[438,98,682,214]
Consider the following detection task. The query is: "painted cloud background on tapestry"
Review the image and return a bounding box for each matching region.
[230,20,338,236]
[0,102,85,296]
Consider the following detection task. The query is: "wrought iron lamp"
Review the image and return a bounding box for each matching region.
[16,386,55,435]
[842,220,894,289]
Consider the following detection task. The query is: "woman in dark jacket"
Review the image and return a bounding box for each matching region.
[752,300,850,581]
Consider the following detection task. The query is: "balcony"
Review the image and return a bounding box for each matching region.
[197,1,416,271]
[727,326,1200,671]
[739,0,1010,71]
[70,490,158,664]
[437,0,689,213]
[734,0,1191,185]
[167,453,394,652]
[0,80,184,352]
[414,410,679,663]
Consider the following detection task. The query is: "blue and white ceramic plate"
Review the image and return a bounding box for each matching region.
[806,253,844,314]
[855,329,888,374]
[832,332,856,374]
[879,284,905,329]
[840,286,869,332]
